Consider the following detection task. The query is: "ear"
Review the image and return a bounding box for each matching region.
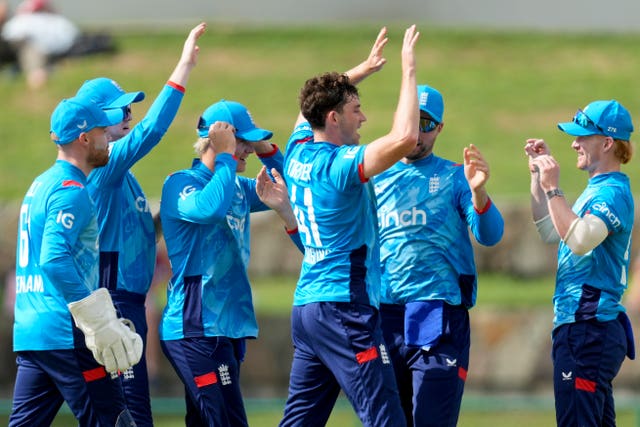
[602,136,614,151]
[326,110,339,126]
[77,131,91,148]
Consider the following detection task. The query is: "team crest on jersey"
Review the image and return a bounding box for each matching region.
[428,175,440,193]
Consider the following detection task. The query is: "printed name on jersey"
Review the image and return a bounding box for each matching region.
[287,159,312,182]
[378,206,427,227]
[179,185,196,200]
[590,202,621,229]
[15,274,44,293]
[56,210,75,229]
[304,247,333,264]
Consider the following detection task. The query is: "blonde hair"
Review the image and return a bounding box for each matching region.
[613,139,633,164]
[193,137,209,156]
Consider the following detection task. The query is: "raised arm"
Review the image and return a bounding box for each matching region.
[167,22,206,87]
[361,24,420,179]
[294,27,390,129]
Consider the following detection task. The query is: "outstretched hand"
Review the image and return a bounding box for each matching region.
[256,167,298,231]
[168,22,206,86]
[463,144,490,191]
[256,167,289,211]
[345,27,389,85]
[401,24,420,72]
[181,22,206,67]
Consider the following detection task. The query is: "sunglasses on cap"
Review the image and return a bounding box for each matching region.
[573,109,605,134]
[197,116,208,133]
[419,117,439,133]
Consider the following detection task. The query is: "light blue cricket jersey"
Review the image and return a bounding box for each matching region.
[87,83,185,295]
[159,149,284,340]
[554,172,633,328]
[375,154,504,307]
[284,123,381,307]
[14,160,98,351]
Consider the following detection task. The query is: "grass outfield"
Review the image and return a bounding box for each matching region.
[3,26,640,201]
[2,395,636,426]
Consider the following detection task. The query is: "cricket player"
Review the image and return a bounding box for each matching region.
[74,22,206,426]
[10,96,141,426]
[159,100,291,426]
[375,84,504,426]
[526,99,636,426]
[279,25,419,427]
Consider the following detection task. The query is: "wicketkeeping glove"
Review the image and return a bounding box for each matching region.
[68,288,143,374]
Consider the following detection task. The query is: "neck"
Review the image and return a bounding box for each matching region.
[587,158,621,178]
[56,147,91,176]
[313,129,343,146]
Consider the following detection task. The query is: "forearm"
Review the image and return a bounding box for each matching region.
[345,61,376,86]
[470,199,504,246]
[530,172,548,221]
[471,186,489,212]
[547,195,578,239]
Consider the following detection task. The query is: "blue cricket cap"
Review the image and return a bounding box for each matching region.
[50,96,124,145]
[75,77,145,109]
[417,84,444,123]
[558,100,634,141]
[197,100,273,141]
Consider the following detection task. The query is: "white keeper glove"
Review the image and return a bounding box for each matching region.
[68,288,143,374]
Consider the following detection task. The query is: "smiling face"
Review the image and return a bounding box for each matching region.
[334,95,366,146]
[234,139,255,172]
[571,134,609,174]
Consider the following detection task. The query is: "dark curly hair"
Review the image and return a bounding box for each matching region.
[299,72,359,129]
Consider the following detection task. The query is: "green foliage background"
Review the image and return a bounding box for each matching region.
[2,25,640,202]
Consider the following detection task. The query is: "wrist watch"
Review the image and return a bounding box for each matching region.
[546,188,564,200]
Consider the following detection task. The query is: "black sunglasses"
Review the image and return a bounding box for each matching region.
[419,117,439,133]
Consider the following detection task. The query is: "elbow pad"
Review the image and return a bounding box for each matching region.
[564,214,608,256]
[534,215,560,244]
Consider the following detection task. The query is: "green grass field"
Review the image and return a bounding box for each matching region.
[2,395,637,426]
[3,25,640,202]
